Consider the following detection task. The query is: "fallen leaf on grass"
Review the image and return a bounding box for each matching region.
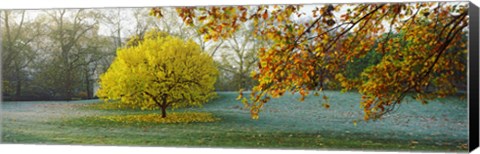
[457,143,468,150]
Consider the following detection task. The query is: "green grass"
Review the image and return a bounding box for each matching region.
[1,91,468,152]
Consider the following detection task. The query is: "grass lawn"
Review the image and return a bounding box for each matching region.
[1,91,468,152]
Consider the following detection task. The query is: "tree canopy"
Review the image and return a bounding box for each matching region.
[96,30,218,118]
[151,2,469,120]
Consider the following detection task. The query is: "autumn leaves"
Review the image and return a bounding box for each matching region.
[149,3,468,121]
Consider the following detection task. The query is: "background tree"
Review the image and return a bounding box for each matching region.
[1,10,43,100]
[150,8,225,57]
[215,23,264,91]
[25,9,114,100]
[158,2,469,120]
[100,8,127,50]
[97,8,134,75]
[97,30,218,118]
[40,9,102,100]
[77,32,113,98]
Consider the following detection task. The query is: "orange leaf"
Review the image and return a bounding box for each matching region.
[262,10,268,19]
[198,16,207,21]
[216,25,223,32]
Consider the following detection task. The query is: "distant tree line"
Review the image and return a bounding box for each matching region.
[2,9,116,100]
[1,8,261,101]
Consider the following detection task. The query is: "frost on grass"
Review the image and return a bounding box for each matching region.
[98,112,220,124]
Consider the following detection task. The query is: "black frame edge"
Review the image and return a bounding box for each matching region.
[469,1,480,152]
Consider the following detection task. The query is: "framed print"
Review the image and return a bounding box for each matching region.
[1,0,479,153]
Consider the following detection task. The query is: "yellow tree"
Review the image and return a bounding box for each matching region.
[97,30,218,118]
[153,2,469,120]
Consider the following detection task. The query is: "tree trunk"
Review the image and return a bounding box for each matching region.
[161,95,168,118]
[14,68,21,100]
[161,106,167,118]
[65,80,72,100]
[85,68,92,99]
[150,95,168,118]
[65,67,72,100]
[15,77,21,101]
[86,80,92,99]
